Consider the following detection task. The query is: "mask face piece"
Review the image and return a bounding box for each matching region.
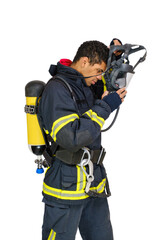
[115,72,134,89]
[102,63,135,92]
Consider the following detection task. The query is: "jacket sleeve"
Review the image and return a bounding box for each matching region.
[39,80,112,152]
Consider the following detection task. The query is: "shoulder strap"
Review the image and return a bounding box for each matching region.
[52,75,81,117]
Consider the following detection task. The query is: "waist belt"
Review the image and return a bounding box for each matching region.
[55,147,106,165]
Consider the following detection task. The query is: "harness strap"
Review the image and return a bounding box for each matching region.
[43,144,106,166]
[55,147,106,165]
[42,134,59,166]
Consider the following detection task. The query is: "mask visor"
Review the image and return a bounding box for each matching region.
[115,72,134,89]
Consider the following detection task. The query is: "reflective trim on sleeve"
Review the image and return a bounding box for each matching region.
[50,113,79,141]
[48,229,56,240]
[83,110,105,128]
[43,178,106,200]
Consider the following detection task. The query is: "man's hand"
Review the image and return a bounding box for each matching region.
[116,87,127,102]
[101,87,127,112]
[102,87,127,102]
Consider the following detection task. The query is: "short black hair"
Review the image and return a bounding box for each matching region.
[73,40,109,65]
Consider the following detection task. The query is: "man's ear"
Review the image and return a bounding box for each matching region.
[81,57,89,68]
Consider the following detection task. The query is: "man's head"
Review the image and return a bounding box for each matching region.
[71,41,109,86]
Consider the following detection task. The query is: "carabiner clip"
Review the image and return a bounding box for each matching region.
[78,147,91,167]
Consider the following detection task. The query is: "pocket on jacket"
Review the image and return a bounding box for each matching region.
[61,164,77,190]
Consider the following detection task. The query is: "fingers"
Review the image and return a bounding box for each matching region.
[116,88,127,102]
[101,90,109,99]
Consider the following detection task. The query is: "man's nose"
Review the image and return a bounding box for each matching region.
[97,75,102,81]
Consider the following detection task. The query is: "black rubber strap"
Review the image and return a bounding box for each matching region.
[55,147,106,165]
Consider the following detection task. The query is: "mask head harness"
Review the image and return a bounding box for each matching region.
[103,44,147,92]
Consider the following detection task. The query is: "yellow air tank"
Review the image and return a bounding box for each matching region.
[25,80,46,173]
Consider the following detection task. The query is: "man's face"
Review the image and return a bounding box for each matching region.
[82,60,107,87]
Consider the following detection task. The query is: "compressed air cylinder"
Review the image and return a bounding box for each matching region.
[25,80,46,156]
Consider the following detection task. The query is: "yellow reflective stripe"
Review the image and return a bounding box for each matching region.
[43,182,89,200]
[48,229,56,240]
[43,178,106,200]
[102,75,107,91]
[76,166,81,191]
[84,110,105,128]
[76,166,86,191]
[90,178,106,193]
[45,166,50,174]
[82,167,87,190]
[51,114,79,141]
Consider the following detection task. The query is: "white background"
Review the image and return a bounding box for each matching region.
[0,0,160,239]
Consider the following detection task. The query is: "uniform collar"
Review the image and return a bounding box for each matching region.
[49,59,88,87]
[58,60,88,87]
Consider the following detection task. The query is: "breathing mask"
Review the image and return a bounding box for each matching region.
[102,44,147,92]
[101,43,147,132]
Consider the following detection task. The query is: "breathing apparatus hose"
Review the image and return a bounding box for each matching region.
[101,107,120,132]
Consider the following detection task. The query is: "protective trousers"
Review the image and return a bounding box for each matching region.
[42,197,114,240]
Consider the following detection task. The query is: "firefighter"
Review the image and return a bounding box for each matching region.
[39,40,127,240]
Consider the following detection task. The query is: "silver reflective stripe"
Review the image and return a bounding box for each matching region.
[50,114,79,141]
[48,229,56,240]
[76,166,86,191]
[84,110,105,128]
[96,178,106,193]
[79,167,85,190]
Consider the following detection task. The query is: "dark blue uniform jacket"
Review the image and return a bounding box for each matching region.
[39,60,112,204]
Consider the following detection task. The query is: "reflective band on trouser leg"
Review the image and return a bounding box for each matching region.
[48,229,56,240]
[76,166,86,191]
[50,114,79,141]
[43,178,106,200]
[83,110,105,128]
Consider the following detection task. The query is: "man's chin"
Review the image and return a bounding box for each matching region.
[91,80,97,85]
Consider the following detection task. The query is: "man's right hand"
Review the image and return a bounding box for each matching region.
[102,87,127,112]
[102,87,127,102]
[116,87,127,102]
